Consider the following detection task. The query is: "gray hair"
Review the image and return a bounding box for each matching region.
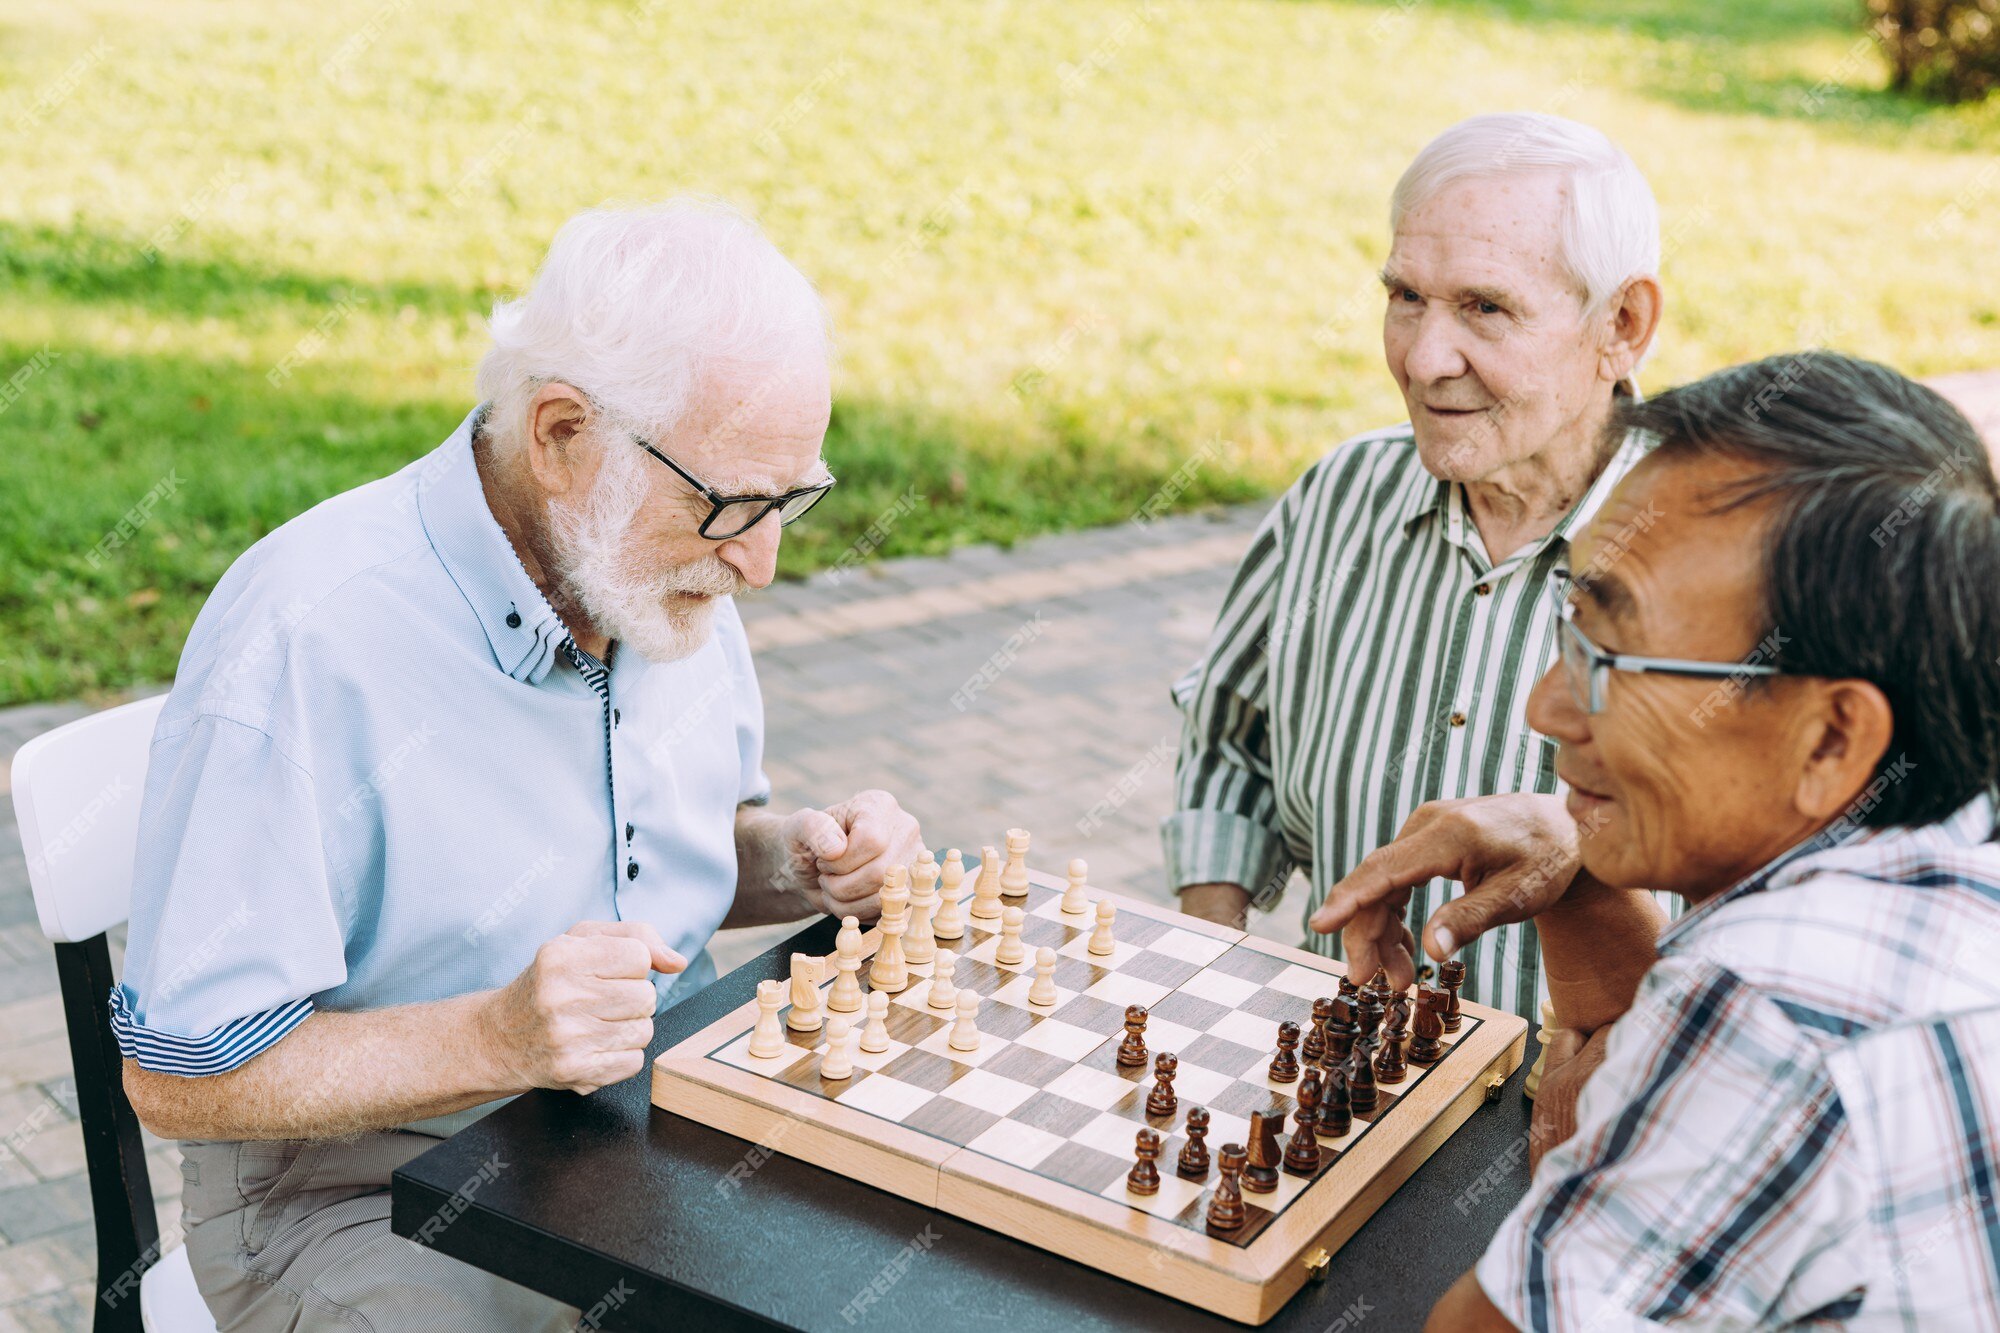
[476,199,829,446]
[1391,113,1661,314]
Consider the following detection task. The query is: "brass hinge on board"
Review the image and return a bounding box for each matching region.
[1483,1075,1505,1105]
[1303,1249,1332,1284]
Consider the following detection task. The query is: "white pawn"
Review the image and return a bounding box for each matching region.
[785,953,824,1032]
[1061,858,1090,915]
[948,989,981,1052]
[905,857,938,966]
[995,905,1026,967]
[822,1017,855,1080]
[1089,899,1117,957]
[860,990,891,1053]
[933,850,967,940]
[1028,946,1058,1006]
[970,846,1004,920]
[749,979,786,1058]
[929,949,958,1011]
[829,916,864,1013]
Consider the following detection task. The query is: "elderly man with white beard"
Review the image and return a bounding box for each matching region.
[114,202,924,1331]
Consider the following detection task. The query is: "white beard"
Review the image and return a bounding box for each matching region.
[545,448,745,664]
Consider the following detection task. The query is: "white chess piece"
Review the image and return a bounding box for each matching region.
[1089,899,1117,957]
[933,850,967,940]
[749,979,786,1058]
[1061,858,1090,915]
[829,916,864,1013]
[948,989,981,1052]
[871,878,911,992]
[822,1017,855,1080]
[786,954,824,1032]
[929,949,958,1011]
[970,846,1004,920]
[905,857,938,965]
[995,905,1026,967]
[860,990,891,1053]
[1000,828,1031,897]
[1028,946,1058,1006]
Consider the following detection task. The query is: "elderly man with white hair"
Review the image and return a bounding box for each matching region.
[1168,113,1670,1033]
[114,202,923,1330]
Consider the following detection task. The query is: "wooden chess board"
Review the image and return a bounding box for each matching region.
[652,864,1527,1324]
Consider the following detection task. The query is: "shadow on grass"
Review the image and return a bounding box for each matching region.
[0,341,1266,706]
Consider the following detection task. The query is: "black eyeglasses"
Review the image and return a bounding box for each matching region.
[1548,566,1787,714]
[633,437,836,539]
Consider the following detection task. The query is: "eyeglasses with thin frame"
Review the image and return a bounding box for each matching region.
[633,436,836,539]
[1548,566,1786,714]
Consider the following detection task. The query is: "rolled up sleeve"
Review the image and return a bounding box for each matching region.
[1161,508,1296,907]
[115,714,348,1076]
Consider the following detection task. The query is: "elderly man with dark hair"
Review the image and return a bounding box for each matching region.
[1329,350,2000,1330]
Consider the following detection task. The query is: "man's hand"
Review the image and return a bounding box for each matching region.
[778,789,925,921]
[1529,1024,1610,1172]
[1179,882,1252,930]
[1309,794,1581,991]
[478,920,685,1096]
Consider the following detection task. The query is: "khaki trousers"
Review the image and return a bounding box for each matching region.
[179,1131,579,1332]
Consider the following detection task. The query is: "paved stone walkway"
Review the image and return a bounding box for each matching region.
[0,501,1311,1330]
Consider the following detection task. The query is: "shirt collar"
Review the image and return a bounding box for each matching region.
[1656,791,2000,953]
[416,405,570,685]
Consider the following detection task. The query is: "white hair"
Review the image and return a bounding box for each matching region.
[476,198,829,445]
[1390,113,1660,314]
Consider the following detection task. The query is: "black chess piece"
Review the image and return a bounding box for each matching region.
[1347,1043,1378,1114]
[1285,1065,1324,1174]
[1117,1003,1150,1067]
[1321,1064,1352,1137]
[1376,997,1410,1084]
[1206,1144,1248,1233]
[1147,1051,1179,1116]
[1243,1111,1282,1193]
[1304,997,1332,1064]
[1438,959,1465,1032]
[1127,1127,1162,1196]
[1269,1020,1301,1083]
[1409,983,1447,1065]
[1178,1105,1212,1180]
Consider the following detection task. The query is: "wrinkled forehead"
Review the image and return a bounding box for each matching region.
[670,354,834,492]
[1386,171,1578,301]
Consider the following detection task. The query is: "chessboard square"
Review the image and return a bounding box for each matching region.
[1181,1034,1266,1079]
[1209,1009,1282,1054]
[1144,1017,1205,1057]
[952,958,1010,995]
[914,1026,1011,1067]
[1045,1064,1136,1110]
[1210,1080,1293,1121]
[1149,928,1234,967]
[1240,987,1309,1024]
[772,1053,860,1096]
[1057,934,1140,969]
[1205,1109,1253,1149]
[1118,951,1204,990]
[1082,972,1172,1009]
[882,1005,947,1046]
[879,1046,966,1092]
[901,1097,1002,1147]
[1267,963,1336,1000]
[989,974,1073,1013]
[1013,1090,1101,1138]
[1170,1063,1237,1105]
[938,1067,1038,1116]
[1178,969,1261,1008]
[978,1003,1044,1042]
[1013,1018,1107,1063]
[1149,990,1231,1032]
[1207,946,1290,985]
[1075,1110,1152,1158]
[1020,914,1070,949]
[966,1118,1068,1171]
[1037,1141,1131,1195]
[1047,993,1132,1035]
[1263,1163,1313,1210]
[1117,914,1170,948]
[981,1043,1077,1089]
[850,1038,910,1073]
[1051,957,1110,993]
[780,1023,823,1050]
[833,1073,934,1122]
[959,935,1003,967]
[1102,1170,1204,1221]
[712,1032,812,1077]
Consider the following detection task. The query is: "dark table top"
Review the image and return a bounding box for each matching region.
[393,916,1538,1331]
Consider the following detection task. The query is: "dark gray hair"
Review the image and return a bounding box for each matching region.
[1613,350,2000,828]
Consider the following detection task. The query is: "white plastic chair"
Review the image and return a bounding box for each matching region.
[11,694,218,1333]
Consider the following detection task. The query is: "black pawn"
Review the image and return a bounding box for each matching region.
[1285,1065,1324,1174]
[1206,1144,1248,1233]
[1269,1020,1301,1083]
[1147,1051,1179,1116]
[1127,1127,1162,1195]
[1177,1105,1212,1180]
[1303,997,1332,1064]
[1117,1003,1150,1067]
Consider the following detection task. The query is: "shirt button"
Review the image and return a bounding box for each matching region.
[1449,711,1467,727]
[627,861,640,881]
[505,610,522,628]
[1473,583,1491,596]
[625,822,634,842]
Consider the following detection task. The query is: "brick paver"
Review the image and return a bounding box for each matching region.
[0,502,1316,1329]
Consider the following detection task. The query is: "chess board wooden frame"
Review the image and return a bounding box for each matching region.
[653,870,1526,1325]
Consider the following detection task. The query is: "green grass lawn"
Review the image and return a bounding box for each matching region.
[3,0,1997,705]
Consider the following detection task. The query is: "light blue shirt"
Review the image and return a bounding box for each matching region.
[114,406,771,1077]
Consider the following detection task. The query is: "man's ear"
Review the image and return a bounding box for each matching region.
[1598,275,1663,386]
[524,384,592,495]
[1794,678,1896,823]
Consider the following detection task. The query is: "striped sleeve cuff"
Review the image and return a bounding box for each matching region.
[1160,809,1294,910]
[110,984,314,1076]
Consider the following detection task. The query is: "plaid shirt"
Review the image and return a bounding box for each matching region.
[1478,794,2000,1331]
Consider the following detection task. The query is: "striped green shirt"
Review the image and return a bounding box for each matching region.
[1164,420,1655,1020]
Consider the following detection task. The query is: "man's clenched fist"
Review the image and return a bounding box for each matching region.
[479,920,685,1096]
[777,788,926,921]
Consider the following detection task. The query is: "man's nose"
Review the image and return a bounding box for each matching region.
[1525,659,1588,745]
[1403,305,1470,387]
[717,510,783,590]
